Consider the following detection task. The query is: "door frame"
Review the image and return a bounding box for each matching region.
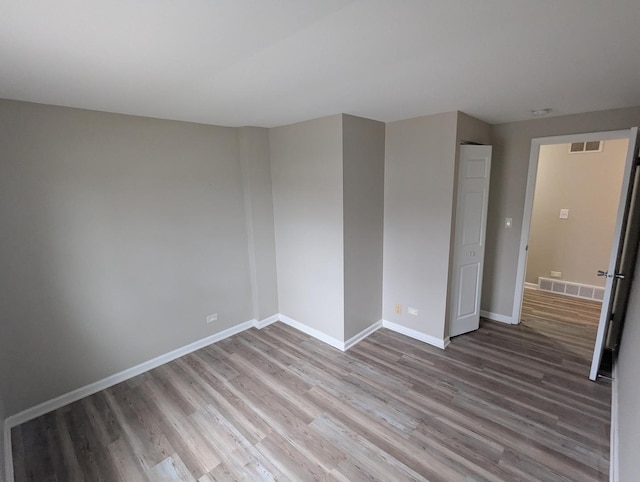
[511,129,631,324]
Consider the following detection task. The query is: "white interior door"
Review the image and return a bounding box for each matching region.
[449,145,492,337]
[590,127,640,380]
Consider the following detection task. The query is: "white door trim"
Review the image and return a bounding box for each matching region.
[512,129,631,325]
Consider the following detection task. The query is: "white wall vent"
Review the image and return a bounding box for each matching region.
[537,277,604,302]
[569,140,603,153]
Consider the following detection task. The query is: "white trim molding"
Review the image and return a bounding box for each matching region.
[2,313,454,481]
[3,318,262,481]
[480,310,515,325]
[611,361,619,482]
[4,319,256,431]
[344,320,383,351]
[381,320,449,349]
[277,314,344,351]
[1,313,379,436]
[258,314,383,352]
[512,129,631,326]
[4,418,12,482]
[254,314,279,329]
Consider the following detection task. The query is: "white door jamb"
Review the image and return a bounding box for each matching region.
[511,129,630,325]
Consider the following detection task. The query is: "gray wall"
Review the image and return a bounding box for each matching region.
[484,106,640,317]
[457,112,492,146]
[0,99,254,415]
[270,115,345,341]
[342,115,385,340]
[445,113,492,334]
[526,140,627,287]
[239,127,279,321]
[383,111,458,340]
[618,248,640,481]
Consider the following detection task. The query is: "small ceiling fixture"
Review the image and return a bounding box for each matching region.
[531,108,552,117]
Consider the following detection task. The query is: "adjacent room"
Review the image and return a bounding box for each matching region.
[520,139,628,357]
[1,1,640,481]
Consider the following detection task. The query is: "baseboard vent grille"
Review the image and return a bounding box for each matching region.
[537,277,604,301]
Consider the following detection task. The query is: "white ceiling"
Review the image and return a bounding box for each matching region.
[1,0,639,127]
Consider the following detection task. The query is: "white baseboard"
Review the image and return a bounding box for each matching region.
[381,320,449,349]
[480,310,514,325]
[254,313,279,329]
[344,320,383,351]
[1,313,449,481]
[4,319,256,431]
[277,314,344,351]
[611,361,619,482]
[264,315,383,352]
[2,311,369,436]
[276,315,447,351]
[524,282,538,290]
[4,419,11,482]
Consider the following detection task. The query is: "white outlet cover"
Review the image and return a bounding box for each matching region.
[408,307,419,316]
[206,313,218,323]
[559,209,569,219]
[505,217,513,228]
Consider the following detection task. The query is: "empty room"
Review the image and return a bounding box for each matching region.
[1,2,640,481]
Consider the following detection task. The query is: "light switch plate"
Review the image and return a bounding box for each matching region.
[505,217,513,228]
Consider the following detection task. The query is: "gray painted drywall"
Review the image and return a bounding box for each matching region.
[239,127,279,321]
[457,112,493,147]
[445,113,492,335]
[618,246,640,481]
[526,140,627,287]
[0,99,253,416]
[342,115,385,340]
[270,115,345,341]
[484,106,640,317]
[383,111,458,340]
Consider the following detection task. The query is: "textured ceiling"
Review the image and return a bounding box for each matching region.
[1,0,639,127]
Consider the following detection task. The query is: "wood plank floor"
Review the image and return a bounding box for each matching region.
[522,287,602,326]
[12,295,610,481]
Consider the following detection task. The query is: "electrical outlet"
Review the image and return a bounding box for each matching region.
[550,271,562,278]
[206,313,218,324]
[394,304,401,314]
[408,307,419,316]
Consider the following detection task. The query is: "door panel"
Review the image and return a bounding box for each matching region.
[607,166,640,350]
[450,145,492,338]
[461,192,484,245]
[457,262,480,317]
[466,159,490,178]
[590,127,639,380]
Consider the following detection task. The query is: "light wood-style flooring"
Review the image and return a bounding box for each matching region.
[12,292,610,481]
[522,287,603,326]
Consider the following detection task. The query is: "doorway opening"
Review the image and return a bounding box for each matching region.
[523,138,628,323]
[512,129,633,377]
